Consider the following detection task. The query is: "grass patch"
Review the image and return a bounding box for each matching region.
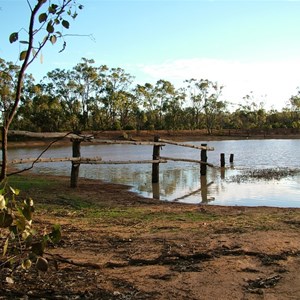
[7,174,59,192]
[85,208,219,226]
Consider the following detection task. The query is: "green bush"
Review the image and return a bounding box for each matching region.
[0,183,61,273]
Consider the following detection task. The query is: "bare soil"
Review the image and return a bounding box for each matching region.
[1,130,300,299]
[1,174,300,300]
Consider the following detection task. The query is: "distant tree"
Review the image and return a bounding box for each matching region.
[101,67,134,129]
[0,0,83,181]
[184,79,224,133]
[163,87,186,130]
[288,88,300,128]
[233,92,267,131]
[134,83,157,130]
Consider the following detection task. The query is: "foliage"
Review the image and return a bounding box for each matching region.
[1,0,83,181]
[1,58,300,134]
[0,183,61,274]
[9,0,83,61]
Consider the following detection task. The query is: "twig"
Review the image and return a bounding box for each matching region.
[45,253,101,269]
[7,131,74,177]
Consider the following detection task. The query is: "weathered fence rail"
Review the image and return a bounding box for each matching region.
[8,157,102,164]
[159,138,214,151]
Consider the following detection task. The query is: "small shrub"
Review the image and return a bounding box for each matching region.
[0,182,61,273]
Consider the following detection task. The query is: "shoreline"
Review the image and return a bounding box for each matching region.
[6,129,300,148]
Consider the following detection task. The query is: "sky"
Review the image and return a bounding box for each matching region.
[1,0,300,111]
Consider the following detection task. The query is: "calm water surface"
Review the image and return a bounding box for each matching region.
[9,139,300,207]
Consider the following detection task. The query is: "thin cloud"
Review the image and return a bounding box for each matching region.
[139,58,300,110]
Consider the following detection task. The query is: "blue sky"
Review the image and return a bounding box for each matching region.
[1,0,300,110]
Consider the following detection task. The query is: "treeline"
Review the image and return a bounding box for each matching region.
[1,57,300,133]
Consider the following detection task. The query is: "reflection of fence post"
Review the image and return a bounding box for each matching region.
[200,143,207,176]
[70,139,81,188]
[152,183,160,199]
[200,175,208,203]
[152,135,160,183]
[220,153,225,167]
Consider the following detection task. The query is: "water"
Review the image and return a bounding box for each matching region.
[8,139,300,207]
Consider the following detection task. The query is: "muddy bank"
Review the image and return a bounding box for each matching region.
[1,173,300,299]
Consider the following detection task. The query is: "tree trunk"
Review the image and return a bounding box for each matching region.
[0,126,8,181]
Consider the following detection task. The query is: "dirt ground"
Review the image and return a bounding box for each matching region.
[1,130,300,299]
[1,174,300,300]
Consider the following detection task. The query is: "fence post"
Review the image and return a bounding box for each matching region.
[152,135,160,183]
[230,153,234,163]
[200,143,207,176]
[220,153,225,167]
[70,139,81,188]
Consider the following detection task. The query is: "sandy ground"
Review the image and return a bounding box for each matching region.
[1,174,300,300]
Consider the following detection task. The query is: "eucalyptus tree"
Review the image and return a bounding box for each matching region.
[235,92,267,131]
[286,89,300,128]
[184,78,206,129]
[153,79,177,129]
[23,93,64,131]
[201,81,226,134]
[43,58,105,131]
[43,68,81,130]
[72,58,106,129]
[0,59,20,124]
[101,67,135,129]
[134,83,157,129]
[1,0,83,180]
[163,87,186,130]
[184,78,225,133]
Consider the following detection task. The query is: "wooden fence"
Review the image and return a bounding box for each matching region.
[5,132,215,188]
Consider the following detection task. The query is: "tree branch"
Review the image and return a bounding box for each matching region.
[7,131,74,177]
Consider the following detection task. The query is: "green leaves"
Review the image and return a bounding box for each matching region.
[48,4,58,14]
[62,20,70,29]
[46,21,55,34]
[19,50,27,61]
[9,32,18,44]
[39,12,47,23]
[22,259,32,270]
[22,198,34,221]
[0,183,61,272]
[8,0,83,66]
[31,241,46,256]
[48,224,62,244]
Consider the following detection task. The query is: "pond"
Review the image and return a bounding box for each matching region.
[8,139,300,207]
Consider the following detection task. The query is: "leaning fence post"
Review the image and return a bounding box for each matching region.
[70,138,81,188]
[200,143,207,176]
[152,135,160,183]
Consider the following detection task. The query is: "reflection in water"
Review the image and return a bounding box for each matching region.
[152,183,160,200]
[200,176,209,203]
[7,139,300,207]
[220,167,225,179]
